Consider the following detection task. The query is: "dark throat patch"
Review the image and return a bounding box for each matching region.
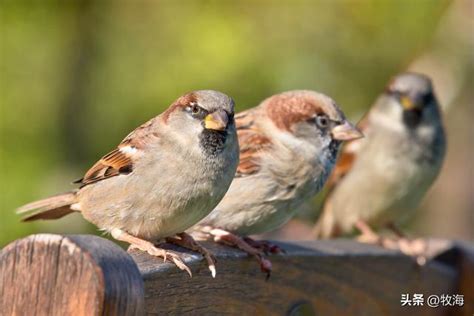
[403,109,422,128]
[200,129,228,157]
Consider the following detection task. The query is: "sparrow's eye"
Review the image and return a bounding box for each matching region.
[191,105,200,114]
[186,103,206,118]
[315,115,329,129]
[389,90,401,99]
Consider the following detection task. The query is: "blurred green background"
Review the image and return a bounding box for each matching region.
[1,0,472,247]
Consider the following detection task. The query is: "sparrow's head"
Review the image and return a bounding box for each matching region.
[262,90,362,154]
[163,90,236,156]
[384,72,440,128]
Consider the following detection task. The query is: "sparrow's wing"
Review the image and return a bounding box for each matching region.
[234,109,272,177]
[325,113,369,190]
[75,118,156,187]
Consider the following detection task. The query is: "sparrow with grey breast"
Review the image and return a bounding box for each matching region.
[191,90,362,275]
[312,73,446,264]
[18,90,239,277]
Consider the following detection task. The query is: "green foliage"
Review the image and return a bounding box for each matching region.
[0,0,454,246]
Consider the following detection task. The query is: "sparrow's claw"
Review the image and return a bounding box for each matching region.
[129,244,140,251]
[379,236,428,266]
[208,228,273,278]
[144,245,192,277]
[356,233,382,245]
[243,237,285,254]
[169,253,193,277]
[270,244,286,254]
[259,256,272,280]
[397,237,428,266]
[387,222,428,264]
[354,222,429,266]
[112,228,192,277]
[167,232,217,278]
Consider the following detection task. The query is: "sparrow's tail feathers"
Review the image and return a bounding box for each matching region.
[312,200,340,239]
[17,191,79,222]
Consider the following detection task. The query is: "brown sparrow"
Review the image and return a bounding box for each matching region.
[191,90,362,275]
[18,90,239,277]
[312,73,446,263]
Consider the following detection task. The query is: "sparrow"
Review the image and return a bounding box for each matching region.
[191,90,362,275]
[312,73,446,263]
[17,90,239,277]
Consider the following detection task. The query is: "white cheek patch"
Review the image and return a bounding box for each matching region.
[119,146,138,155]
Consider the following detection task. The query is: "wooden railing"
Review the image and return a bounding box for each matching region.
[0,234,472,315]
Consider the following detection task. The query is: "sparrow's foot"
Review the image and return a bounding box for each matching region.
[111,228,192,277]
[375,237,428,266]
[166,232,217,278]
[397,237,428,266]
[355,221,428,265]
[242,237,285,254]
[207,228,272,279]
[386,222,428,265]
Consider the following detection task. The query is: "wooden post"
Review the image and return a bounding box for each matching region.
[0,234,144,316]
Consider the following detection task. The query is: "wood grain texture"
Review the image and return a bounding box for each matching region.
[457,242,474,316]
[434,241,474,316]
[1,235,471,316]
[129,240,470,316]
[0,234,144,316]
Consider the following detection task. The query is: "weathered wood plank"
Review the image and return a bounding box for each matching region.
[0,234,144,316]
[130,240,467,316]
[434,241,474,316]
[1,235,471,316]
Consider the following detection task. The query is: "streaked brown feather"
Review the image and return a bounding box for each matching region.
[75,117,158,187]
[75,148,134,186]
[235,110,272,177]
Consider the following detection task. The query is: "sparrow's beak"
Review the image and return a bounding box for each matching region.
[400,95,417,111]
[331,121,364,141]
[204,109,229,131]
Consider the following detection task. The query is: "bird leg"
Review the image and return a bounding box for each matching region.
[205,228,272,279]
[166,232,217,278]
[111,228,192,277]
[355,220,383,243]
[242,237,285,254]
[386,222,406,238]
